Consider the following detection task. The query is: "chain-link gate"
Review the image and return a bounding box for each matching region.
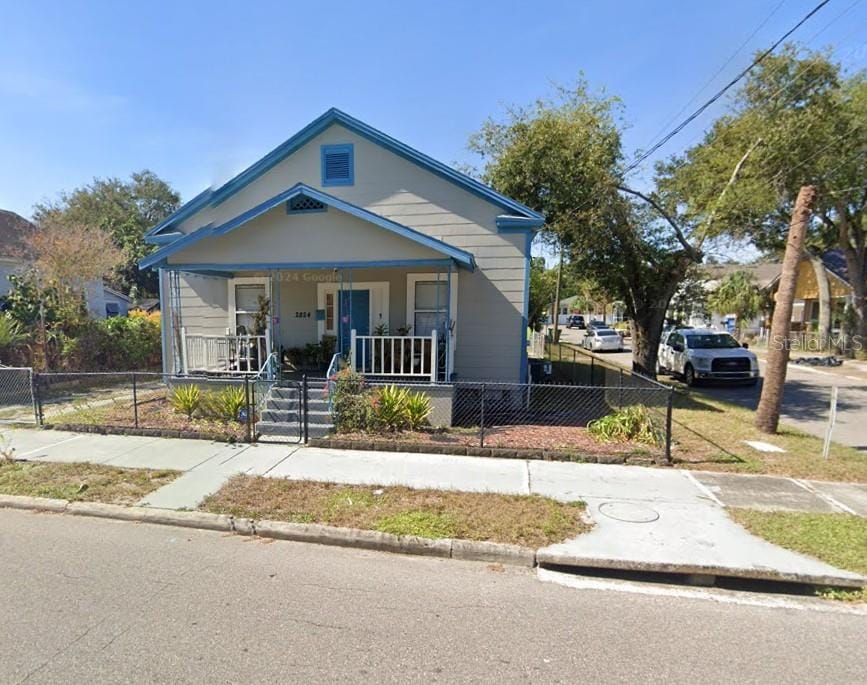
[0,367,38,424]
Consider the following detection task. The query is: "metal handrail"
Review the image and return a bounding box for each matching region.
[255,352,279,380]
[325,352,346,412]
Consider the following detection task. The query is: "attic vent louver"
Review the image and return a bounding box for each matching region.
[287,195,326,213]
[321,144,354,186]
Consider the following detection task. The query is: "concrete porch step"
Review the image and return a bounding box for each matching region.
[260,409,331,423]
[256,421,332,438]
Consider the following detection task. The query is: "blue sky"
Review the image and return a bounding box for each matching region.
[1,0,864,221]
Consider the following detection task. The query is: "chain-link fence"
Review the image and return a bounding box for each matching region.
[0,367,37,424]
[31,372,263,442]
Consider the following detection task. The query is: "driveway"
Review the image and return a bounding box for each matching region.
[555,328,867,450]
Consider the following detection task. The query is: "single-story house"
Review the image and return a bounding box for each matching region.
[698,262,781,332]
[140,108,544,383]
[103,286,132,317]
[768,249,863,331]
[0,208,109,319]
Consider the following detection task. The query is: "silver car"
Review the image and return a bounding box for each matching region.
[583,328,623,352]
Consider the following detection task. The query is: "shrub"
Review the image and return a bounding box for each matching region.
[202,386,247,422]
[588,405,658,445]
[404,390,432,430]
[170,384,201,419]
[0,314,27,362]
[371,385,411,432]
[332,369,371,433]
[61,314,161,371]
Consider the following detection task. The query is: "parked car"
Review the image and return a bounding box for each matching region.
[586,320,606,330]
[657,328,759,386]
[567,315,585,329]
[582,327,623,352]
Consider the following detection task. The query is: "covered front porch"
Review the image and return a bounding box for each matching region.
[163,264,459,382]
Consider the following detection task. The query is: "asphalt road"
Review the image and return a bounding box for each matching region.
[2,510,865,684]
[557,327,867,450]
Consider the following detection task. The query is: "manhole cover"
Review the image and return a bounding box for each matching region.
[598,501,659,523]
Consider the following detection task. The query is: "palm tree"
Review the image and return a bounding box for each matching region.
[756,186,816,434]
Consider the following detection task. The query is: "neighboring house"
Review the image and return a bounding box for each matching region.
[547,295,625,326]
[134,298,160,314]
[767,249,862,331]
[0,209,108,319]
[140,108,544,382]
[103,286,132,317]
[699,262,781,333]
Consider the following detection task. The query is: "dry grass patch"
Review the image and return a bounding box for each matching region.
[201,477,589,547]
[0,461,179,504]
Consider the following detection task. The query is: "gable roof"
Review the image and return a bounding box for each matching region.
[0,209,36,259]
[140,183,476,271]
[146,108,543,239]
[819,248,865,288]
[703,262,782,290]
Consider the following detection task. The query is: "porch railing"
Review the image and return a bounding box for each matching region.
[350,329,438,381]
[181,329,270,376]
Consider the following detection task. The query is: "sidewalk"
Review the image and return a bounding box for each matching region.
[5,428,866,586]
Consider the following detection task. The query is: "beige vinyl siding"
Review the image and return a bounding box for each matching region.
[179,274,230,335]
[169,122,529,381]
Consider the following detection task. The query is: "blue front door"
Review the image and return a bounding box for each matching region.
[339,289,370,353]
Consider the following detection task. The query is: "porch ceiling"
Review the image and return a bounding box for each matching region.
[140,183,475,272]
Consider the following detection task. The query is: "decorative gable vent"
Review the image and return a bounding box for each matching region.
[321,144,354,186]
[286,195,326,213]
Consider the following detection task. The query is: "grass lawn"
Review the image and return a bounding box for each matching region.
[547,342,867,482]
[668,392,867,482]
[201,476,589,547]
[731,509,867,600]
[0,461,179,505]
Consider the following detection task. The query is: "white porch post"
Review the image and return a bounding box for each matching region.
[180,326,189,375]
[350,329,357,372]
[429,330,437,382]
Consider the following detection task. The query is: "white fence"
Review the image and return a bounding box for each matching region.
[181,330,270,375]
[527,331,545,358]
[350,330,438,380]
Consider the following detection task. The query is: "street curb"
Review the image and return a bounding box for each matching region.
[0,494,535,567]
[535,550,867,589]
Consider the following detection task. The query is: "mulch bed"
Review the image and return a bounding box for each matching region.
[47,397,249,443]
[313,424,661,464]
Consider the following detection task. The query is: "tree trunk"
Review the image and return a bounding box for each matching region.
[835,203,866,358]
[551,240,563,342]
[631,307,669,377]
[807,251,831,353]
[756,186,816,434]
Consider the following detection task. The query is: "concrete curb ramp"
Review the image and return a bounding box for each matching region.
[0,495,535,568]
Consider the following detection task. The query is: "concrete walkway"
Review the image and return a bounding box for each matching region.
[4,428,866,586]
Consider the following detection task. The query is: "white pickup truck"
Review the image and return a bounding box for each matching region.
[657,328,759,386]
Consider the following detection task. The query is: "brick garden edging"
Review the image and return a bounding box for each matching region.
[309,437,659,466]
[44,423,245,443]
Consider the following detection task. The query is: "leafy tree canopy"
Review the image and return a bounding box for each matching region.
[33,170,180,297]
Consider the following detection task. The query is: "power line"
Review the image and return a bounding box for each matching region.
[642,0,787,154]
[623,0,834,176]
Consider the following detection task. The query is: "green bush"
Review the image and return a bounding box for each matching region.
[404,390,432,430]
[61,313,161,371]
[202,386,247,422]
[371,385,411,432]
[331,369,372,433]
[588,405,658,445]
[170,385,201,419]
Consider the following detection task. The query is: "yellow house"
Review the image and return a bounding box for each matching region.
[772,251,855,330]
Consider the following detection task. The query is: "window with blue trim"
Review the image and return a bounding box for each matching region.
[321,144,354,186]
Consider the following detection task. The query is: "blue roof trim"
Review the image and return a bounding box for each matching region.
[138,184,476,271]
[143,108,543,236]
[145,232,184,245]
[145,188,214,238]
[159,259,455,272]
[497,215,545,233]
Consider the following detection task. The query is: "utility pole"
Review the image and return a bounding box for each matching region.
[551,237,563,343]
[756,185,816,434]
